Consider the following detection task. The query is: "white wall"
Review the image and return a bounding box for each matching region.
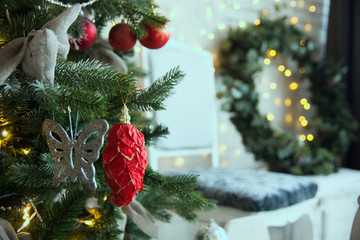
[141,0,330,171]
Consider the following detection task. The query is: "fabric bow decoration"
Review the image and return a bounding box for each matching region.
[0,5,81,84]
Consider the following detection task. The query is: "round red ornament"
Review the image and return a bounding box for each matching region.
[102,106,147,207]
[109,23,137,52]
[140,23,170,49]
[69,17,97,51]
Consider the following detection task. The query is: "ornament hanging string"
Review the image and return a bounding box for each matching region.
[117,77,129,105]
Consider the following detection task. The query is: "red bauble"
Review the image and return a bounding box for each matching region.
[140,23,170,49]
[69,17,97,51]
[109,23,137,52]
[102,123,147,207]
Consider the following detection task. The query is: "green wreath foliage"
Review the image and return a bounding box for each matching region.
[219,17,358,175]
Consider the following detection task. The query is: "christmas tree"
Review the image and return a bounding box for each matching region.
[0,1,213,239]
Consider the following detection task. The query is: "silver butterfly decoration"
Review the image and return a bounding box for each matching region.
[42,119,109,190]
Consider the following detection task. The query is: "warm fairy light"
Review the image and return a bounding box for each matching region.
[305,24,312,32]
[22,149,31,155]
[263,92,270,99]
[213,68,216,73]
[220,160,229,167]
[268,49,277,57]
[219,144,228,152]
[300,134,306,141]
[278,65,285,72]
[205,7,212,14]
[2,130,8,137]
[290,1,296,7]
[253,0,259,4]
[233,3,241,10]
[200,28,206,35]
[304,103,311,110]
[174,157,185,167]
[301,120,308,127]
[290,17,299,25]
[274,98,281,106]
[218,23,226,30]
[300,98,307,105]
[299,67,305,73]
[284,69,292,77]
[300,40,306,46]
[208,33,215,40]
[238,21,246,28]
[212,53,218,59]
[254,19,261,25]
[84,220,94,226]
[103,195,108,201]
[262,9,269,16]
[298,0,305,8]
[264,58,271,65]
[219,3,226,9]
[219,123,227,132]
[309,5,316,12]
[289,82,298,90]
[299,116,306,121]
[307,134,314,141]
[284,98,292,106]
[135,47,141,53]
[285,113,293,123]
[18,204,32,232]
[270,82,277,89]
[267,113,274,121]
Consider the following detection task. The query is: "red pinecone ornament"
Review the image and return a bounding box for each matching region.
[102,106,147,207]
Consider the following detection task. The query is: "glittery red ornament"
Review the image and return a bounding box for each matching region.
[69,17,97,51]
[109,22,137,52]
[140,23,170,49]
[102,106,147,207]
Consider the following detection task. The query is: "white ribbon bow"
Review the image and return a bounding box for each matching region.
[0,5,81,84]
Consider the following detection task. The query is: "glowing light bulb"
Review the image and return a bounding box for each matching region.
[304,103,311,110]
[290,17,298,25]
[174,157,185,167]
[285,114,293,123]
[218,23,226,30]
[300,134,306,141]
[300,40,306,46]
[268,49,277,57]
[270,82,277,89]
[309,5,316,12]
[238,21,246,28]
[267,113,274,121]
[300,98,307,105]
[278,65,285,72]
[299,116,306,121]
[290,1,296,7]
[301,120,308,127]
[264,58,271,65]
[254,19,261,25]
[289,82,298,90]
[200,28,206,35]
[2,130,8,137]
[263,92,270,99]
[84,220,94,226]
[208,33,215,40]
[274,97,281,106]
[262,9,269,16]
[299,67,306,73]
[284,98,292,106]
[298,0,305,7]
[22,149,30,155]
[233,3,241,10]
[284,69,292,77]
[307,134,314,141]
[253,0,259,4]
[219,3,226,9]
[135,47,141,53]
[219,144,228,152]
[305,24,312,32]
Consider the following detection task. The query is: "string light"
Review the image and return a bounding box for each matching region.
[289,82,298,90]
[263,92,270,99]
[267,113,274,121]
[218,23,226,30]
[290,1,296,7]
[262,9,269,16]
[305,24,312,32]
[285,113,293,123]
[278,65,285,72]
[300,98,307,105]
[233,3,241,10]
[2,130,8,137]
[219,144,228,152]
[274,98,281,106]
[264,58,271,65]
[22,149,31,155]
[254,19,261,25]
[300,134,306,141]
[219,3,226,9]
[309,5,316,12]
[304,103,311,110]
[238,21,246,28]
[174,157,185,167]
[298,0,305,8]
[300,40,306,46]
[253,0,259,4]
[200,28,206,35]
[284,69,292,77]
[284,98,292,106]
[267,49,277,57]
[18,202,42,233]
[290,17,299,25]
[307,134,314,141]
[301,119,308,127]
[208,33,215,40]
[135,47,141,53]
[299,67,306,73]
[270,82,277,89]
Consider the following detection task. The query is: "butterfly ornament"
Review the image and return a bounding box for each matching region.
[42,118,109,190]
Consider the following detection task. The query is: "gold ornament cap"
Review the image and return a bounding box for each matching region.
[120,105,131,124]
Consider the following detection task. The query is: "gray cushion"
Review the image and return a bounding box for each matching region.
[176,168,318,212]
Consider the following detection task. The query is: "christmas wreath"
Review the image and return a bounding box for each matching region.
[218,17,358,175]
